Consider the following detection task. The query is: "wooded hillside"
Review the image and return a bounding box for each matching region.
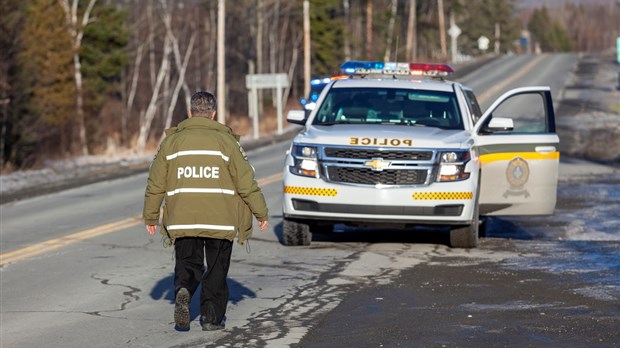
[1,0,618,170]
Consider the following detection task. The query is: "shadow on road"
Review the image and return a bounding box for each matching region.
[149,273,257,326]
[273,217,537,247]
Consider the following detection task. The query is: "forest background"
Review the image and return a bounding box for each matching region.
[1,0,618,171]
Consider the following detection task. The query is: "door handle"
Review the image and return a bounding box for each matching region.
[535,146,556,154]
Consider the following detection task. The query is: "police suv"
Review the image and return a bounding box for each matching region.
[282,61,559,248]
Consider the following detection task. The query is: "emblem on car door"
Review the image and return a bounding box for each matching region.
[504,157,530,198]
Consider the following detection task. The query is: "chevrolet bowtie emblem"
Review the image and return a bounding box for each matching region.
[364,158,391,171]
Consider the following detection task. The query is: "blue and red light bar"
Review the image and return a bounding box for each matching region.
[340,61,454,77]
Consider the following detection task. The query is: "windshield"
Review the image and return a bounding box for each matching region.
[312,87,463,130]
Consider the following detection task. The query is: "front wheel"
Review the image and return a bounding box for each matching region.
[283,218,312,246]
[450,204,480,248]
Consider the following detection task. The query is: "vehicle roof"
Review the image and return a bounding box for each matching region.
[330,77,457,93]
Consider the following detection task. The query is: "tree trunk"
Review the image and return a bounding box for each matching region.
[125,43,144,145]
[384,0,398,62]
[406,0,417,61]
[303,0,310,97]
[366,0,373,60]
[136,35,171,151]
[437,0,447,61]
[256,0,264,113]
[147,5,156,89]
[217,0,226,123]
[58,0,98,156]
[72,53,88,155]
[283,33,301,107]
[343,0,351,61]
[163,33,196,134]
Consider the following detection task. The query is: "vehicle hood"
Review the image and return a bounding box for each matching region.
[294,124,472,149]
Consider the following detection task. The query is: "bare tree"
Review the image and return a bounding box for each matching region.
[58,0,97,156]
[366,0,373,60]
[136,34,172,151]
[162,32,197,134]
[384,0,398,61]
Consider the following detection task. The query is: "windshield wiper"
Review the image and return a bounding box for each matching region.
[315,121,354,126]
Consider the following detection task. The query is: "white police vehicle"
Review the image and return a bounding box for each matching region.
[300,77,332,112]
[283,61,559,248]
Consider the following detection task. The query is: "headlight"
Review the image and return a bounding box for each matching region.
[437,150,470,182]
[290,145,319,177]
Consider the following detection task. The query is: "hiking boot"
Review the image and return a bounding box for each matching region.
[200,315,225,331]
[174,288,190,329]
[202,322,225,331]
[201,303,224,331]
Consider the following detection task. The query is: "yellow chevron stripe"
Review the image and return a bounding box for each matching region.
[284,186,338,197]
[413,192,473,200]
[480,151,559,165]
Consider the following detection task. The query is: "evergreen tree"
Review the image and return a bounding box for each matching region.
[457,0,520,55]
[80,2,129,149]
[310,0,344,76]
[0,0,26,168]
[528,6,573,52]
[19,0,75,162]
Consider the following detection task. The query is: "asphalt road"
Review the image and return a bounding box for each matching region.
[1,53,619,348]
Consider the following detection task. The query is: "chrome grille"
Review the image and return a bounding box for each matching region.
[324,148,433,161]
[326,167,428,185]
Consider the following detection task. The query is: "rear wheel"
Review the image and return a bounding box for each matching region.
[283,218,311,246]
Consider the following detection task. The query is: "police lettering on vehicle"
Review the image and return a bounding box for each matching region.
[177,166,220,179]
[349,137,413,147]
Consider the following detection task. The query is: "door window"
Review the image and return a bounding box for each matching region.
[486,93,550,133]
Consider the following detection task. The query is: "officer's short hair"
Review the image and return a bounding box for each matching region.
[190,91,217,116]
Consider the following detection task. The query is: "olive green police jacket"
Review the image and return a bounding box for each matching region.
[143,117,268,244]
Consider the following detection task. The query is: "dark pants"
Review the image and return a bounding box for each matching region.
[174,237,233,324]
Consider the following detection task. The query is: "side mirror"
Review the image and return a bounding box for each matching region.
[483,117,514,133]
[286,110,307,125]
[303,102,317,111]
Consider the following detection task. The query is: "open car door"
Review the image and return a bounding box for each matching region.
[474,86,559,216]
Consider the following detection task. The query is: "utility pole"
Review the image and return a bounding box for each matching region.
[303,0,310,97]
[217,0,226,123]
[494,22,501,55]
[257,0,264,113]
[437,0,447,61]
[406,0,417,61]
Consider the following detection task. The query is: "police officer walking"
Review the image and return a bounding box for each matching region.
[143,91,268,331]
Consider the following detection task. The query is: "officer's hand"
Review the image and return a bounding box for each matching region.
[257,220,268,231]
[146,225,158,235]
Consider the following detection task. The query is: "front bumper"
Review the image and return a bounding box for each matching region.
[282,169,478,225]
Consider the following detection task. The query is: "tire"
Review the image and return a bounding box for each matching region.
[450,202,480,248]
[283,218,312,246]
